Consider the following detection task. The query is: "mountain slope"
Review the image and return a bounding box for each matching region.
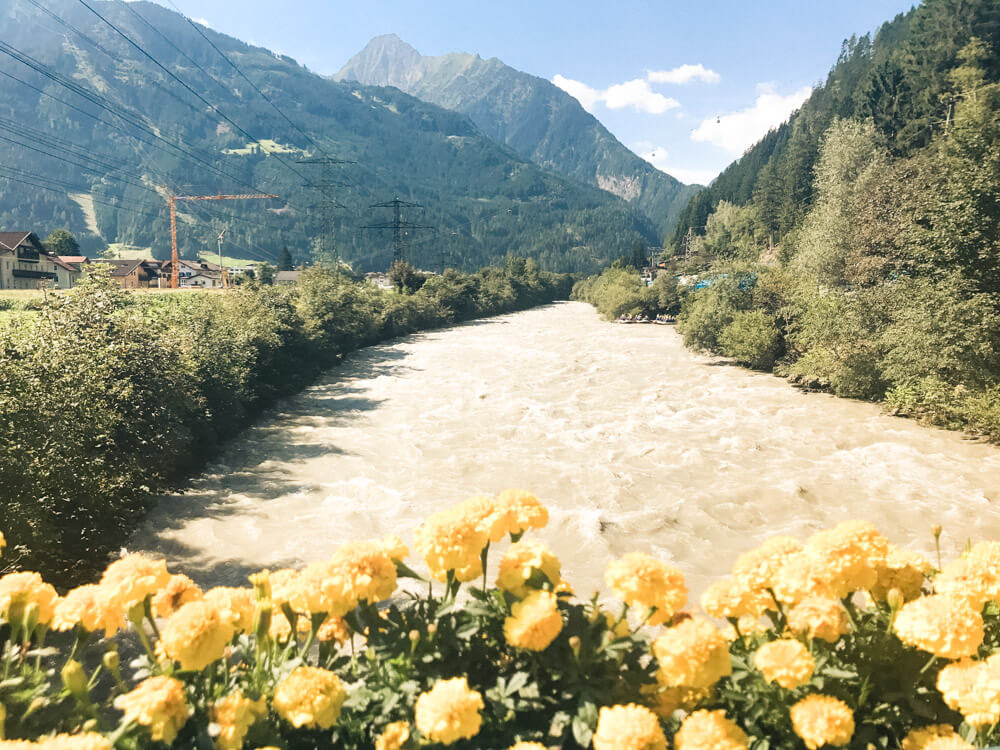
[668,0,1000,251]
[335,34,699,236]
[0,1,655,272]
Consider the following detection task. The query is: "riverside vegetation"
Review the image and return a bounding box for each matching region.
[576,22,1000,442]
[3,490,1000,748]
[0,259,572,586]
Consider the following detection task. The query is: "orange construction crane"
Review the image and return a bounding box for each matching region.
[169,192,279,288]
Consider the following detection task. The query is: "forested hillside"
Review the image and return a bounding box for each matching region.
[336,35,699,235]
[662,0,1000,439]
[0,0,655,271]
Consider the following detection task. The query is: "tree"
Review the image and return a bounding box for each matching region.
[44,229,79,255]
[277,247,294,271]
[256,263,276,285]
[388,260,425,293]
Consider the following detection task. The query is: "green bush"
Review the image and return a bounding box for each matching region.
[719,310,782,370]
[0,261,572,585]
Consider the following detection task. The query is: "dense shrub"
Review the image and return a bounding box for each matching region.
[0,263,572,585]
[3,492,1000,749]
[571,265,681,319]
[719,311,782,370]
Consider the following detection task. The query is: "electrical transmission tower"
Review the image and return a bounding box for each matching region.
[297,156,354,260]
[362,197,433,267]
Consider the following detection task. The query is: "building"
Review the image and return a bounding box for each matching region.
[51,256,82,288]
[275,270,302,285]
[159,259,225,288]
[0,231,67,289]
[97,259,151,289]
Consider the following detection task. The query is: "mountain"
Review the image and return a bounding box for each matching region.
[0,1,657,273]
[668,0,1000,252]
[335,34,699,237]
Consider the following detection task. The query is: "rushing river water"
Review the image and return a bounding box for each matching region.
[136,301,1000,596]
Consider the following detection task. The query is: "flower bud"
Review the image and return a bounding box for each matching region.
[932,524,942,539]
[249,570,272,601]
[254,602,272,643]
[569,635,581,655]
[886,588,905,612]
[426,623,437,636]
[0,702,6,740]
[61,660,89,701]
[102,649,120,675]
[408,629,420,643]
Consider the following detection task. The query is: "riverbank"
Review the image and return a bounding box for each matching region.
[135,302,1000,598]
[0,262,573,585]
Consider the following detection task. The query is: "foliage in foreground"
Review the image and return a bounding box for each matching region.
[0,260,572,585]
[3,490,1000,748]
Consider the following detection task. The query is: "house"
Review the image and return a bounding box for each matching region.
[0,231,62,289]
[159,259,224,288]
[275,270,301,285]
[51,256,82,289]
[97,259,151,289]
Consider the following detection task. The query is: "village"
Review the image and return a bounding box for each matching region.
[0,229,400,291]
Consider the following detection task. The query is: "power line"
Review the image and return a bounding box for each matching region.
[74,0,315,188]
[362,197,433,266]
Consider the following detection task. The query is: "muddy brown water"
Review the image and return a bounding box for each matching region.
[134,301,1000,597]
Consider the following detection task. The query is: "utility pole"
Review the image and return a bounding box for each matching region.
[168,192,278,288]
[298,156,354,261]
[362,197,433,267]
[217,227,227,288]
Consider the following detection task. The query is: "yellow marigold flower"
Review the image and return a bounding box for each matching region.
[496,539,561,598]
[114,676,189,745]
[414,507,489,582]
[733,536,801,594]
[274,666,346,729]
[935,542,1000,609]
[379,534,409,561]
[786,597,849,643]
[201,587,256,633]
[872,546,930,602]
[159,599,234,671]
[504,590,562,651]
[901,724,973,750]
[789,695,855,750]
[52,584,104,632]
[0,571,58,627]
[269,568,306,610]
[152,574,203,618]
[0,741,33,749]
[414,677,484,745]
[937,658,984,711]
[317,614,350,643]
[936,654,1000,728]
[605,552,687,626]
[507,744,547,750]
[592,703,666,750]
[700,578,768,619]
[496,489,549,536]
[893,594,983,659]
[754,640,814,689]
[35,733,113,750]
[375,721,410,750]
[772,552,836,605]
[805,521,888,595]
[331,540,398,606]
[675,709,748,750]
[0,531,5,559]
[653,618,731,689]
[456,495,510,543]
[99,554,170,611]
[212,692,266,750]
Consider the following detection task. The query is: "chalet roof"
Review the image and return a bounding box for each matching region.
[57,256,89,265]
[0,231,39,251]
[96,258,144,277]
[49,256,81,273]
[275,270,301,282]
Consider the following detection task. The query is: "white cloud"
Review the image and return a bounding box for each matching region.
[691,83,812,154]
[635,145,717,186]
[647,63,720,85]
[193,17,212,28]
[553,74,679,115]
[636,144,670,168]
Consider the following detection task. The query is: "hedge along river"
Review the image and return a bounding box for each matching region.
[135,300,1000,597]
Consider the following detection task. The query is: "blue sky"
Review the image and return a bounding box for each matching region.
[152,0,917,185]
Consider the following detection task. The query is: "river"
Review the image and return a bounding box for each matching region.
[135,301,1000,597]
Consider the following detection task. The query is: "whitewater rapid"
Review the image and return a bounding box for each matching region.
[135,301,1000,596]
